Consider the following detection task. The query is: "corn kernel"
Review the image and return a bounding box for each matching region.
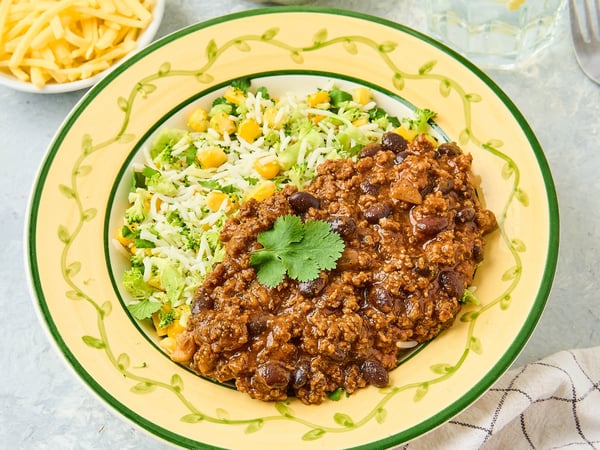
[246,180,276,202]
[206,191,231,212]
[307,90,330,107]
[116,226,133,247]
[263,107,286,129]
[152,195,163,212]
[167,320,186,339]
[196,146,228,168]
[209,110,236,136]
[253,158,281,179]
[223,86,246,104]
[237,118,261,143]
[308,113,325,124]
[352,87,372,105]
[395,126,417,142]
[351,117,369,127]
[187,108,209,132]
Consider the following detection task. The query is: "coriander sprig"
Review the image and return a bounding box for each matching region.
[249,215,345,288]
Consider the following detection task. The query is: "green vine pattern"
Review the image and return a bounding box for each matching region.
[56,26,527,443]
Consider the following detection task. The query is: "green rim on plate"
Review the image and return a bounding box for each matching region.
[25,7,559,449]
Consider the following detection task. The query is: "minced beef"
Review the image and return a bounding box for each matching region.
[182,134,497,405]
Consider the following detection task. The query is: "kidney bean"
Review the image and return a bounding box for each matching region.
[328,347,348,362]
[438,270,465,299]
[291,361,310,388]
[299,273,328,297]
[437,178,454,194]
[420,182,434,197]
[247,312,270,335]
[329,216,356,238]
[435,142,460,158]
[364,202,392,223]
[360,180,381,195]
[192,294,213,314]
[361,360,389,388]
[381,132,408,153]
[288,191,320,213]
[257,363,290,388]
[358,142,383,158]
[414,266,432,278]
[456,207,476,223]
[394,151,410,164]
[415,215,449,235]
[368,286,394,313]
[472,245,484,263]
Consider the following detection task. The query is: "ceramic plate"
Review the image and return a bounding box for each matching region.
[26,8,559,449]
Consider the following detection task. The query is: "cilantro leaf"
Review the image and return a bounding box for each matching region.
[249,215,345,288]
[256,214,304,250]
[249,251,287,287]
[128,299,162,320]
[300,220,345,270]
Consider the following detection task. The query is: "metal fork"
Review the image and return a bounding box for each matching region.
[569,0,600,84]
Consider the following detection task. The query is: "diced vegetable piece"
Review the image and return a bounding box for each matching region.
[209,110,236,136]
[352,87,372,105]
[351,117,369,127]
[196,146,228,168]
[308,113,325,124]
[116,226,134,247]
[253,158,281,179]
[395,126,417,142]
[187,108,209,132]
[246,180,276,202]
[224,86,246,104]
[237,118,261,143]
[307,90,330,107]
[167,320,186,338]
[263,106,286,129]
[206,191,231,211]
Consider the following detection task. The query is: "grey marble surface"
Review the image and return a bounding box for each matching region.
[2,1,598,449]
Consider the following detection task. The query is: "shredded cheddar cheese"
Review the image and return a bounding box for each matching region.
[0,0,155,87]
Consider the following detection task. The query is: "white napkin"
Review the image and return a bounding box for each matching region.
[401,346,600,449]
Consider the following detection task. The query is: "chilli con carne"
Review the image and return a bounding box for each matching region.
[177,133,497,405]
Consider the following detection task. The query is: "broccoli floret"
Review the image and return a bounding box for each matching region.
[404,108,437,134]
[157,308,176,328]
[146,172,178,196]
[123,267,154,299]
[124,189,148,224]
[129,254,145,270]
[150,128,186,159]
[231,77,251,93]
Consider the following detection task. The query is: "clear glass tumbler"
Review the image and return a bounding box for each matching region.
[425,0,566,69]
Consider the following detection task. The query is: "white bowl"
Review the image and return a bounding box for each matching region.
[0,0,165,94]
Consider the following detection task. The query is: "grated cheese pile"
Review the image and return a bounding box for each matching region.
[0,0,155,87]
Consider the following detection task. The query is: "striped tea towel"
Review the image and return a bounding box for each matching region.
[401,346,600,449]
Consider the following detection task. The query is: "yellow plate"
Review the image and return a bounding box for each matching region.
[26,7,559,449]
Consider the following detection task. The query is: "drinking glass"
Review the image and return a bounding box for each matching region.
[425,0,566,69]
